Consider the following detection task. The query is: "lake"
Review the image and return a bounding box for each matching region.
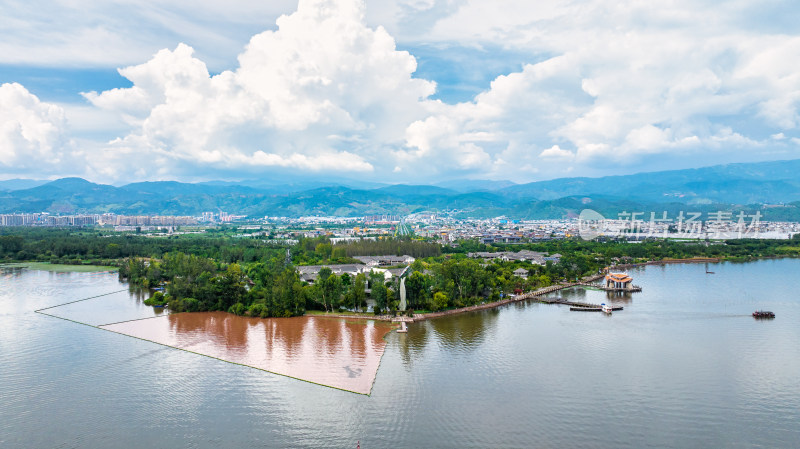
[1,259,799,448]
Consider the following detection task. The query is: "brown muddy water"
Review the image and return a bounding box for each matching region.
[101,313,394,394]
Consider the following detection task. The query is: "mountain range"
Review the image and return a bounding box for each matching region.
[2,159,800,220]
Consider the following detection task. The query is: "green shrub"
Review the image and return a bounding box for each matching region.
[144,291,167,306]
[228,302,246,316]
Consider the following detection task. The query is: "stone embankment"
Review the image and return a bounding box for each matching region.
[389,259,720,323]
[325,272,610,324]
[611,258,720,270]
[395,272,607,323]
[329,260,723,325]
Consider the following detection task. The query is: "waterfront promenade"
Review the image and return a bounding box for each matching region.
[329,273,609,324]
[328,258,729,325]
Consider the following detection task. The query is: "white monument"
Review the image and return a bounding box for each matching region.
[399,277,407,312]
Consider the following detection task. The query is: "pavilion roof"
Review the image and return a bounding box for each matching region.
[605,273,632,283]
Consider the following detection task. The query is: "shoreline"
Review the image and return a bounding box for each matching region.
[321,274,604,324]
[320,257,729,325]
[11,256,784,326]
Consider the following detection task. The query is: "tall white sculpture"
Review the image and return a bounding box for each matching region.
[399,277,407,311]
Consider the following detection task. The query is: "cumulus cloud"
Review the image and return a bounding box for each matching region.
[397,0,800,179]
[84,0,440,179]
[539,145,574,160]
[6,0,800,182]
[0,83,69,174]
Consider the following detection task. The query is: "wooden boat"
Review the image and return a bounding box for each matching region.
[570,307,599,312]
[752,310,775,318]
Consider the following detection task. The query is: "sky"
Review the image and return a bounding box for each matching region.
[1,0,800,185]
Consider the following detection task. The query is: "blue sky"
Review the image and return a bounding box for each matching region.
[0,66,131,103]
[1,0,799,185]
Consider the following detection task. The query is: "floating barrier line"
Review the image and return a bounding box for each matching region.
[98,326,373,396]
[38,309,373,396]
[35,310,102,329]
[35,293,377,396]
[97,314,171,328]
[34,289,129,312]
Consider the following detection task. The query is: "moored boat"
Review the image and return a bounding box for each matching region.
[601,303,612,314]
[752,310,775,318]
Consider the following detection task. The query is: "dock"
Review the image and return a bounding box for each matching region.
[570,306,624,312]
[534,296,624,311]
[398,273,621,322]
[335,272,628,326]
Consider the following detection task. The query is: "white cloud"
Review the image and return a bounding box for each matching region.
[250,151,374,172]
[396,0,800,179]
[5,0,800,182]
[0,0,299,69]
[0,83,69,174]
[84,0,438,180]
[539,145,574,160]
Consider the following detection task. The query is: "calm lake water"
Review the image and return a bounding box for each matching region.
[2,259,800,448]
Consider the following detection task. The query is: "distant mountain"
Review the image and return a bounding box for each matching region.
[121,181,260,196]
[4,178,126,214]
[434,179,517,193]
[375,184,459,197]
[0,178,48,192]
[501,159,800,204]
[200,175,388,192]
[1,159,799,220]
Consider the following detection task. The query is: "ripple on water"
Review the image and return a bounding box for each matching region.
[3,261,800,448]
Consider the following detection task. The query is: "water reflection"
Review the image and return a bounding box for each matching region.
[4,261,800,447]
[0,265,25,278]
[130,286,149,304]
[605,290,633,303]
[429,308,500,348]
[399,309,501,366]
[102,312,394,394]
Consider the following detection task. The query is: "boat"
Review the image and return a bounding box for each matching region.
[601,303,612,314]
[570,307,600,312]
[752,310,775,319]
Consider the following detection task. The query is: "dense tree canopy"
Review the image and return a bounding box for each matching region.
[3,227,798,318]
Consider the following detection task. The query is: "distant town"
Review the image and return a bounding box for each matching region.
[2,210,798,241]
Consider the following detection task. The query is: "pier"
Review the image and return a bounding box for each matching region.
[338,271,642,326]
[529,293,624,311]
[386,272,623,324]
[570,306,624,312]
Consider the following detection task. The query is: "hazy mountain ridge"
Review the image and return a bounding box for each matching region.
[1,159,799,219]
[0,179,49,191]
[502,159,800,203]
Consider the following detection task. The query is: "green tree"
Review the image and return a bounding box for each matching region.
[405,271,431,310]
[319,271,342,312]
[436,258,489,304]
[351,273,367,312]
[214,263,246,311]
[431,291,449,311]
[372,282,388,312]
[315,243,333,259]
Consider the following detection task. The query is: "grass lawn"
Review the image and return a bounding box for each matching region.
[0,262,118,272]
